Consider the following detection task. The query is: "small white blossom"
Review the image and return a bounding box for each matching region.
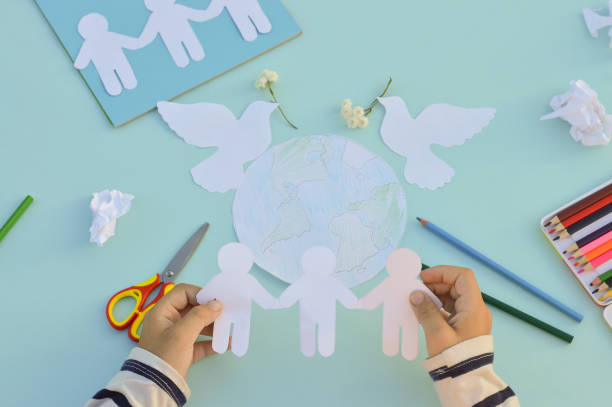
[255,69,279,89]
[348,117,359,128]
[358,116,369,128]
[353,107,365,117]
[341,99,369,129]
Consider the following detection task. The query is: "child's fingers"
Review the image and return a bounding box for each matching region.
[157,283,202,313]
[200,324,214,337]
[174,300,223,342]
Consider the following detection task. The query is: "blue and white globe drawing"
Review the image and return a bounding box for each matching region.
[233,135,407,287]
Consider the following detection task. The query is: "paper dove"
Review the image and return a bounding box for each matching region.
[378,96,496,190]
[540,80,612,146]
[584,2,612,47]
[89,190,134,247]
[157,101,278,193]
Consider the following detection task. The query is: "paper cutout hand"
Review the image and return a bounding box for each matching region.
[196,243,277,357]
[74,13,141,96]
[359,248,442,360]
[205,0,272,41]
[157,100,278,193]
[279,247,357,357]
[378,96,495,190]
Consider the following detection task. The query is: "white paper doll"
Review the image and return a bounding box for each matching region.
[196,243,278,357]
[74,13,142,96]
[279,247,358,357]
[359,248,442,360]
[139,0,218,68]
[203,0,272,42]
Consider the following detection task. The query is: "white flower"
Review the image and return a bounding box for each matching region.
[353,107,365,117]
[348,117,359,128]
[255,69,279,89]
[341,98,370,129]
[358,116,369,128]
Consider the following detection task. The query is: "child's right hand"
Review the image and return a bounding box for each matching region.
[410,266,492,357]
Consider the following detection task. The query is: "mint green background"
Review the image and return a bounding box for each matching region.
[1,0,610,405]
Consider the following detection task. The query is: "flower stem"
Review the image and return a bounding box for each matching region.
[364,77,393,117]
[268,85,298,129]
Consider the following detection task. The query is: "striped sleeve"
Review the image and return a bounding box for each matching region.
[84,347,191,407]
[422,335,519,407]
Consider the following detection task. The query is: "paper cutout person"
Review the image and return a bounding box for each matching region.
[203,0,272,41]
[378,96,496,190]
[157,100,278,192]
[74,13,143,96]
[584,2,612,47]
[279,247,358,357]
[196,243,278,357]
[359,248,442,360]
[139,0,218,68]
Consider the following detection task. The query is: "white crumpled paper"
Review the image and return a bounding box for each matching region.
[89,190,134,247]
[541,80,612,146]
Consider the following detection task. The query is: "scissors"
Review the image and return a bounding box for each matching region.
[106,223,210,342]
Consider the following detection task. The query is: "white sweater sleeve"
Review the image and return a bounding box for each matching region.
[84,347,191,407]
[422,335,519,407]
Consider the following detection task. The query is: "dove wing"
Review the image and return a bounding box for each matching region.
[157,102,237,148]
[416,104,496,148]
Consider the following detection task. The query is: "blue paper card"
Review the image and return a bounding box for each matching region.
[35,0,301,127]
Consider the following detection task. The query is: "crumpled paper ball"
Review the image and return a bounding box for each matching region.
[89,189,134,247]
[541,80,612,146]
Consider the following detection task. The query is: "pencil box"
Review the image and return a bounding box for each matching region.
[540,178,612,329]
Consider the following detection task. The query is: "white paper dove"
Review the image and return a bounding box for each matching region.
[378,96,496,190]
[89,190,134,247]
[157,101,278,193]
[540,80,612,146]
[584,2,612,47]
[279,247,358,358]
[196,243,278,357]
[359,248,441,360]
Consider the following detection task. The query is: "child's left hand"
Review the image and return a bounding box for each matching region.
[138,283,224,379]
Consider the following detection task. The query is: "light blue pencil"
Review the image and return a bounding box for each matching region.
[417,217,584,322]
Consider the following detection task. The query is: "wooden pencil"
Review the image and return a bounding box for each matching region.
[552,203,612,240]
[590,269,612,286]
[567,230,612,259]
[573,239,612,266]
[592,277,612,294]
[598,289,612,302]
[564,222,612,254]
[545,183,612,227]
[549,194,612,235]
[578,249,612,273]
[421,264,573,343]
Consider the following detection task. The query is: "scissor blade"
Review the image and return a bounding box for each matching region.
[162,223,210,283]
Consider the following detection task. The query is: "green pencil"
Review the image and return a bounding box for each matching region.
[591,269,612,287]
[0,196,34,243]
[421,263,573,343]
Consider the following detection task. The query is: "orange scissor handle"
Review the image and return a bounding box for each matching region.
[106,274,162,331]
[127,282,175,342]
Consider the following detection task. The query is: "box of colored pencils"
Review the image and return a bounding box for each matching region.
[541,179,612,307]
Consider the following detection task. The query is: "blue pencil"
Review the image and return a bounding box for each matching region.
[417,217,584,322]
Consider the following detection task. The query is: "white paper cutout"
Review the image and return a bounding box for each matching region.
[204,0,273,42]
[157,100,278,192]
[196,243,278,357]
[139,0,218,68]
[584,2,612,46]
[278,247,358,357]
[89,190,134,247]
[540,80,612,146]
[359,248,441,360]
[378,96,496,190]
[74,13,143,96]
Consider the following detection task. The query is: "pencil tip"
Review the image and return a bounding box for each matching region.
[549,229,556,234]
[578,269,584,274]
[553,236,560,241]
[592,289,598,294]
[416,217,421,222]
[568,256,574,260]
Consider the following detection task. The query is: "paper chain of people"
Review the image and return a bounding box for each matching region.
[196,243,442,360]
[74,0,272,96]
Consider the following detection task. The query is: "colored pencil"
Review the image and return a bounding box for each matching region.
[548,194,612,234]
[545,182,612,227]
[592,277,612,294]
[567,230,612,259]
[590,269,612,286]
[0,196,34,243]
[578,250,612,273]
[564,222,612,254]
[574,239,612,266]
[421,264,573,343]
[552,203,612,240]
[598,289,612,302]
[417,217,584,322]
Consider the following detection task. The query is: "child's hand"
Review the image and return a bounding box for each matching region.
[139,284,223,379]
[410,266,492,357]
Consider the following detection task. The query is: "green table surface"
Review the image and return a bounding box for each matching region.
[1,0,611,405]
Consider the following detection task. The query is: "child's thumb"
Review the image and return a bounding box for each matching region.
[175,300,223,341]
[410,291,449,337]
